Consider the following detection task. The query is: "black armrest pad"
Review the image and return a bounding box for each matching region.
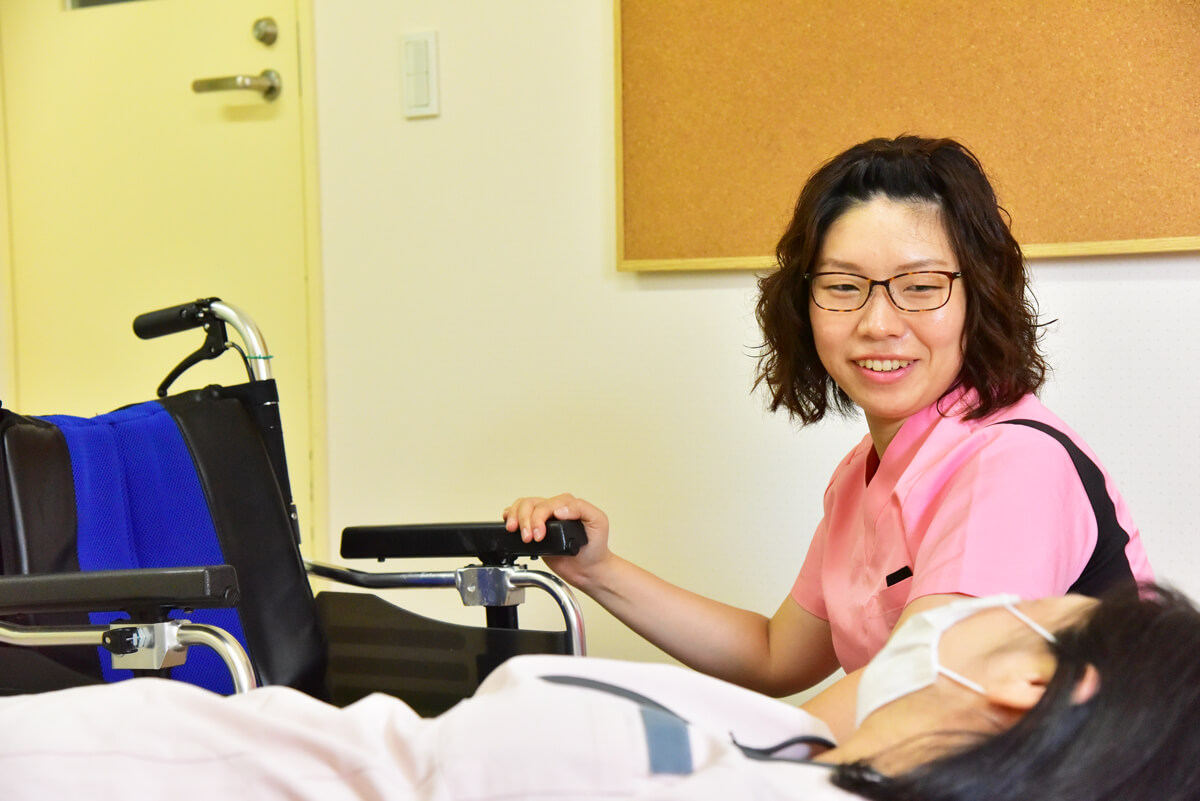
[340,520,587,563]
[0,565,240,615]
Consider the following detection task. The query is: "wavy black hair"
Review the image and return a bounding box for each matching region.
[755,136,1047,424]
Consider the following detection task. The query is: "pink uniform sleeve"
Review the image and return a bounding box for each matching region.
[905,424,1098,601]
[791,516,829,620]
[790,446,865,621]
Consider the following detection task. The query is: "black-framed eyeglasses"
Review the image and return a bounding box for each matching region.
[805,270,963,312]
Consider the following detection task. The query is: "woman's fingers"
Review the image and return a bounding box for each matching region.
[502,494,594,542]
[527,493,579,541]
[502,497,532,532]
[547,495,608,534]
[502,497,538,540]
[503,495,612,589]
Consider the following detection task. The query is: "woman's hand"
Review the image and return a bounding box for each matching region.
[504,494,838,695]
[503,493,611,590]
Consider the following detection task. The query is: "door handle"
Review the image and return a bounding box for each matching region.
[192,69,281,101]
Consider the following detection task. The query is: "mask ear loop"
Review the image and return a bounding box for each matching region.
[1006,604,1058,643]
[935,604,1057,695]
[936,665,987,695]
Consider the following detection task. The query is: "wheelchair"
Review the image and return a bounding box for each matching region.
[0,298,587,716]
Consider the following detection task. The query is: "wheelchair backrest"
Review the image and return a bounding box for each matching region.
[0,382,326,697]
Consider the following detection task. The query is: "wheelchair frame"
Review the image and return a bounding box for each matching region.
[0,298,586,698]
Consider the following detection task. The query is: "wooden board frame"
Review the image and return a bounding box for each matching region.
[615,2,1200,272]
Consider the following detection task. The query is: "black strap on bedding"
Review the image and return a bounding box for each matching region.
[993,419,1135,597]
[541,674,684,718]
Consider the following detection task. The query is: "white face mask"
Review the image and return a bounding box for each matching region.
[855,594,1058,728]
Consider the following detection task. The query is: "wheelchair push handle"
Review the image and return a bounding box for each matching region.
[133,298,221,340]
[133,298,273,396]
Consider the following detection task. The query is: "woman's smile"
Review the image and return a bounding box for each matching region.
[855,358,914,374]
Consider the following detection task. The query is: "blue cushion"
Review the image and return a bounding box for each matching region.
[40,401,248,694]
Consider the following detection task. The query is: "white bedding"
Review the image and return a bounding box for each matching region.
[0,654,859,800]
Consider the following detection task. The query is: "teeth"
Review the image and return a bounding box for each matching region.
[856,359,912,372]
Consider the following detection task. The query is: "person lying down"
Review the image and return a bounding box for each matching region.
[2,585,1197,801]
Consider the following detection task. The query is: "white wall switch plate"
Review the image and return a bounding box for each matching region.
[402,31,439,118]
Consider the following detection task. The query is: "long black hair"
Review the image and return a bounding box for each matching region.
[833,584,1200,801]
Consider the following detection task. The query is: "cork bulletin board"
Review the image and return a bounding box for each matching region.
[617,1,1200,272]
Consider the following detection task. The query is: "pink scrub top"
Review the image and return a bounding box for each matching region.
[791,389,1153,672]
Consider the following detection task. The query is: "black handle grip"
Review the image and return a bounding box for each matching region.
[133,298,219,340]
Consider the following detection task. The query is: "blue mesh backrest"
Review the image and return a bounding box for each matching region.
[40,401,248,693]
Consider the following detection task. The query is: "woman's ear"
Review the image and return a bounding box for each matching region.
[982,650,1056,711]
[1071,663,1101,705]
[984,675,1046,711]
[987,660,1101,711]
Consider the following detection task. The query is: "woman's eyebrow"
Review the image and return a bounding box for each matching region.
[814,257,953,274]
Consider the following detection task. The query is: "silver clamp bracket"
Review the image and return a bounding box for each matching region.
[101,620,258,692]
[104,620,189,671]
[455,564,587,655]
[456,565,526,607]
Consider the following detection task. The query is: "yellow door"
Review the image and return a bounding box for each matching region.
[0,0,323,551]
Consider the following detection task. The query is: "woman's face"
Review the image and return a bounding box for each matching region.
[839,594,1097,775]
[810,196,967,451]
[942,594,1096,671]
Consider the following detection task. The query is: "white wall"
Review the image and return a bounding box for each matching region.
[1032,255,1200,582]
[311,1,1200,666]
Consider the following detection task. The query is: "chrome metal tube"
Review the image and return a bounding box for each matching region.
[306,561,458,590]
[177,624,258,693]
[210,300,272,380]
[0,621,257,692]
[509,570,587,656]
[0,623,106,648]
[309,560,587,655]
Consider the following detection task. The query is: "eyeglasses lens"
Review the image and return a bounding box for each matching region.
[810,272,953,312]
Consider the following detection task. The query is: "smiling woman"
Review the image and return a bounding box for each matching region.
[754,136,1153,672]
[503,136,1153,703]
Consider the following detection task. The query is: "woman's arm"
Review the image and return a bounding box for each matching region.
[504,494,841,696]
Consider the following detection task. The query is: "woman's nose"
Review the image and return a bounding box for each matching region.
[856,285,906,337]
